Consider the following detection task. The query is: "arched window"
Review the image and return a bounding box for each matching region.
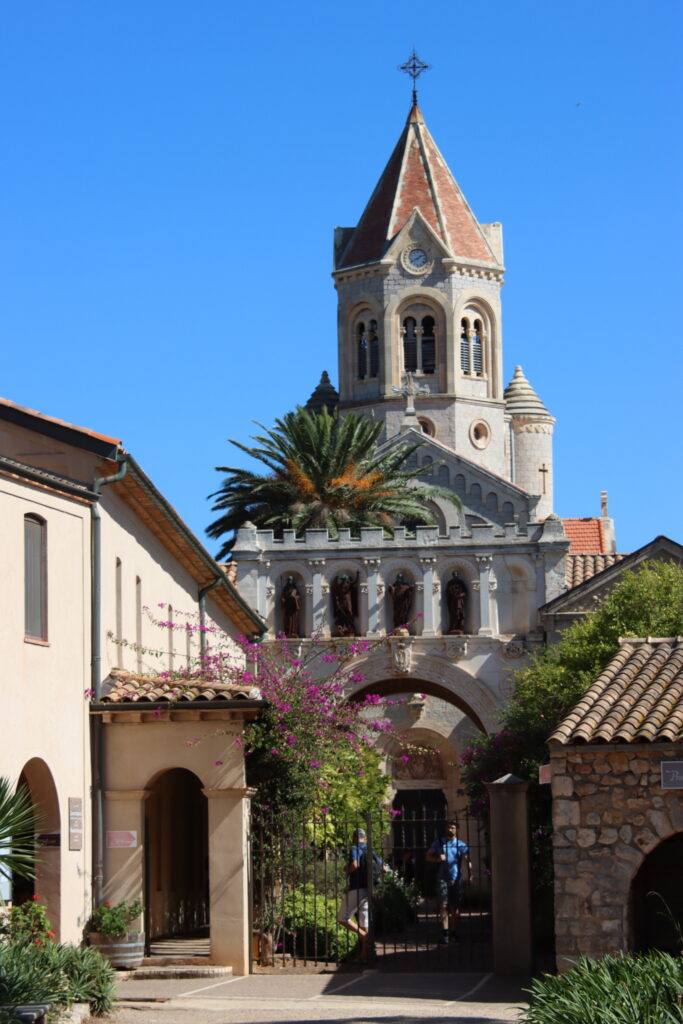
[369,320,379,378]
[402,316,417,372]
[24,514,47,640]
[421,316,436,374]
[420,455,433,478]
[402,308,438,376]
[357,321,367,380]
[460,313,488,377]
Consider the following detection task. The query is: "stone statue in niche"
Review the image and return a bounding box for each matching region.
[331,572,359,636]
[388,572,414,630]
[280,576,301,638]
[445,572,467,634]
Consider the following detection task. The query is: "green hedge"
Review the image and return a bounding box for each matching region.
[521,952,683,1024]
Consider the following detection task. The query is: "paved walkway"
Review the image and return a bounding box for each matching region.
[109,968,529,1023]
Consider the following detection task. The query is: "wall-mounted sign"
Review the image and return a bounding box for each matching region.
[68,798,83,851]
[36,833,60,847]
[106,830,138,849]
[661,762,683,790]
[538,764,551,785]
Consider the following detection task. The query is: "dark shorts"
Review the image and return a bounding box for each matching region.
[437,878,462,907]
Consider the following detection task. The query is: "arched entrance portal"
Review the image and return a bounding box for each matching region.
[12,759,61,940]
[145,769,208,941]
[631,832,683,953]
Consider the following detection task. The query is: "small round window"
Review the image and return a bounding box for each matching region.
[469,420,491,450]
[418,417,436,437]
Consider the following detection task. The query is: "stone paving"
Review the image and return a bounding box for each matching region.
[107,969,528,1024]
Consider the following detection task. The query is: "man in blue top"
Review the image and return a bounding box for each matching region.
[337,828,370,962]
[426,819,472,944]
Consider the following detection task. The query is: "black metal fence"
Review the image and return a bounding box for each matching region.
[249,806,491,972]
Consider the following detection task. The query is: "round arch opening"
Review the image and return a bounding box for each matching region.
[145,768,208,942]
[631,832,683,954]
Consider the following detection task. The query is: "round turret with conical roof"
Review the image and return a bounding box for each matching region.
[504,366,555,519]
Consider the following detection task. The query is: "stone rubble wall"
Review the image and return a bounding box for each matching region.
[551,744,683,969]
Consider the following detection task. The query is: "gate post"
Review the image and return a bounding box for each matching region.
[485,773,532,975]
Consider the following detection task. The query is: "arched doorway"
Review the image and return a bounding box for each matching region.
[145,769,208,941]
[631,833,683,953]
[12,759,61,940]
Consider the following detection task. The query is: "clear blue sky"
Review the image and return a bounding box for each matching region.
[1,0,681,556]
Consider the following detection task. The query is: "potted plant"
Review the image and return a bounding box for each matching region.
[88,899,144,968]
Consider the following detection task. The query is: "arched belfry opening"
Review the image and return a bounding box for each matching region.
[631,833,683,954]
[13,759,61,940]
[145,768,209,942]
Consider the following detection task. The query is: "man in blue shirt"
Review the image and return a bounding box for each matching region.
[337,828,370,961]
[426,819,472,944]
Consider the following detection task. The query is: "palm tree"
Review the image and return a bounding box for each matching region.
[208,406,460,558]
[0,778,40,886]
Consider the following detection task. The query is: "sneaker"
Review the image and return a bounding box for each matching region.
[439,932,449,945]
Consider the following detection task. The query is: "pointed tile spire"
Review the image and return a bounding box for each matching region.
[337,105,498,269]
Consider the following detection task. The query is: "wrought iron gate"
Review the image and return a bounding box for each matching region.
[249,806,491,971]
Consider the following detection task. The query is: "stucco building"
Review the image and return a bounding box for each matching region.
[0,398,264,972]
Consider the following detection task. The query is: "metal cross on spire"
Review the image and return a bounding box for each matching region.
[398,49,431,105]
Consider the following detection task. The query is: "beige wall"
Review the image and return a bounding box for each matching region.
[0,474,91,942]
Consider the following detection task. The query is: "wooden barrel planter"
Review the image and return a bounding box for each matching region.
[88,931,145,968]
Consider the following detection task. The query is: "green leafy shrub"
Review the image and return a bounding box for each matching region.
[0,898,55,945]
[282,884,357,961]
[372,871,419,934]
[89,899,142,938]
[0,941,115,1016]
[521,951,683,1024]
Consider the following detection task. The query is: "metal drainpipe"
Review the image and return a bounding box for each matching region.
[198,577,222,665]
[91,456,128,907]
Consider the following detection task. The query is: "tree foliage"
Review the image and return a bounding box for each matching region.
[461,561,683,807]
[0,777,40,885]
[207,405,460,558]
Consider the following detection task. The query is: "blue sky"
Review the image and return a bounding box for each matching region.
[1,0,681,556]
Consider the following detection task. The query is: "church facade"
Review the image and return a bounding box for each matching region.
[232,100,570,809]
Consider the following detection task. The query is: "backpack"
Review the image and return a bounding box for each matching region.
[359,849,383,885]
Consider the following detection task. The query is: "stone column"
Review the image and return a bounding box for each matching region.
[419,557,437,636]
[308,559,326,635]
[476,555,494,636]
[364,558,382,636]
[257,559,270,621]
[485,774,532,975]
[103,789,148,912]
[203,787,253,974]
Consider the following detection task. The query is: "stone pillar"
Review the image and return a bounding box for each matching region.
[476,555,493,636]
[103,789,148,912]
[308,559,326,635]
[257,559,270,620]
[486,774,532,974]
[203,787,253,974]
[419,557,437,636]
[364,558,382,636]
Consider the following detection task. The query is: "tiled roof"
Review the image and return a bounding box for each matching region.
[99,669,262,705]
[566,552,626,588]
[562,518,606,554]
[550,638,683,745]
[338,105,498,269]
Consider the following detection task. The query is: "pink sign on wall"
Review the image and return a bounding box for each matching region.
[106,830,138,849]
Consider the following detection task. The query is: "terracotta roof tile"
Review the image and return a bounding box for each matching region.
[550,638,683,745]
[338,105,497,269]
[99,669,262,705]
[566,552,626,587]
[562,518,607,554]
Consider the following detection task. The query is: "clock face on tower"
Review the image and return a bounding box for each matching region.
[401,244,432,275]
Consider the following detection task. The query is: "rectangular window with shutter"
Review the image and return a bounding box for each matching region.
[24,515,47,640]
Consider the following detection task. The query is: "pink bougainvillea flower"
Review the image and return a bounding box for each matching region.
[214,760,223,766]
